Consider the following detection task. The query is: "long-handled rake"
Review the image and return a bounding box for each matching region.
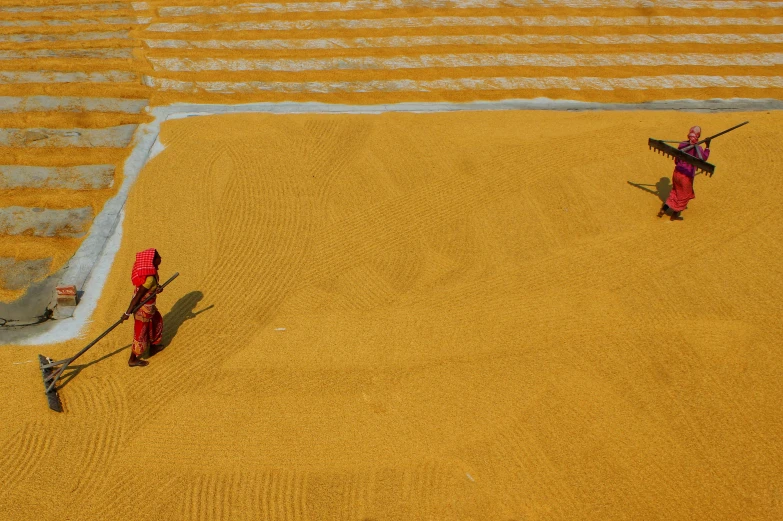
[648,121,749,177]
[38,272,179,412]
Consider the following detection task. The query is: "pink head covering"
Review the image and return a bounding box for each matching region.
[687,126,701,144]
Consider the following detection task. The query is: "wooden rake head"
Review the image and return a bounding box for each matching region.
[648,138,715,177]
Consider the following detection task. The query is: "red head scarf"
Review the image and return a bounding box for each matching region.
[131,248,159,286]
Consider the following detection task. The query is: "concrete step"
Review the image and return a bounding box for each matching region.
[0,124,137,147]
[0,70,139,84]
[0,30,130,44]
[0,48,134,60]
[143,16,783,34]
[142,73,783,94]
[0,165,115,189]
[151,0,783,17]
[146,52,783,73]
[0,3,132,14]
[0,96,148,113]
[142,32,783,51]
[0,206,93,238]
[0,256,51,291]
[0,17,148,28]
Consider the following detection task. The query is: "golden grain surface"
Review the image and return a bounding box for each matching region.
[1,110,781,520]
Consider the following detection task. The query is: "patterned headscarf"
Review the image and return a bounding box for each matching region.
[688,126,702,143]
[131,248,159,286]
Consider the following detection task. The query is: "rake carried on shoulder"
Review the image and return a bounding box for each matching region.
[38,272,178,412]
[648,121,749,177]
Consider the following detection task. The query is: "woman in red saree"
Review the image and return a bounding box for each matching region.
[657,125,711,221]
[120,249,164,367]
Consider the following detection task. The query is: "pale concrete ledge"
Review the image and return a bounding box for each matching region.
[0,49,134,60]
[0,30,130,43]
[0,96,148,114]
[0,70,138,84]
[0,257,51,291]
[0,165,115,189]
[0,125,137,148]
[0,206,93,238]
[0,17,143,28]
[0,3,130,14]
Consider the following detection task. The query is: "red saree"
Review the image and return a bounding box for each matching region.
[665,169,696,212]
[133,301,162,356]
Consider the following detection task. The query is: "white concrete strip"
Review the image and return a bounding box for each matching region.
[0,96,148,114]
[145,16,783,32]
[0,165,115,189]
[0,31,130,44]
[144,33,783,50]
[0,125,138,148]
[0,3,130,14]
[142,74,783,92]
[0,17,143,28]
[158,0,783,17]
[0,71,138,84]
[0,49,134,61]
[148,53,783,72]
[0,207,93,238]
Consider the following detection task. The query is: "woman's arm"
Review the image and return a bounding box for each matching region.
[121,287,148,322]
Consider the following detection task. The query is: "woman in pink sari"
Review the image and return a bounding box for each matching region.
[120,249,164,367]
[657,126,711,221]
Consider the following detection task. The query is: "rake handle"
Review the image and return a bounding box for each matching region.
[42,272,179,393]
[680,121,749,153]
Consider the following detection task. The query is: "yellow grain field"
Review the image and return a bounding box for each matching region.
[1,110,782,520]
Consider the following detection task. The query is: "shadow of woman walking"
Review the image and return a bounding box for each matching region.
[156,291,214,351]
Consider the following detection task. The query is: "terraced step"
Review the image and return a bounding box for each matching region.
[144,16,783,33]
[151,0,783,14]
[0,70,139,84]
[0,124,138,147]
[0,206,93,238]
[0,17,148,28]
[0,96,148,113]
[143,33,783,50]
[147,52,783,73]
[0,257,51,291]
[0,3,132,14]
[0,164,115,189]
[0,48,135,60]
[0,30,131,44]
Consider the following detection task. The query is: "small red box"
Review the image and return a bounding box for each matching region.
[56,285,77,306]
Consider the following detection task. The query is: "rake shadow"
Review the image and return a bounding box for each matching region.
[55,343,132,390]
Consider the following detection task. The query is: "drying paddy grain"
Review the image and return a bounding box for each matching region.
[1,110,782,520]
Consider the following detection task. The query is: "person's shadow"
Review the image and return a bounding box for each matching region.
[627,177,672,204]
[159,290,213,348]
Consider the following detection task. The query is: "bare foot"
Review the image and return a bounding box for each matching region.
[670,214,683,221]
[657,209,666,218]
[128,353,150,367]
